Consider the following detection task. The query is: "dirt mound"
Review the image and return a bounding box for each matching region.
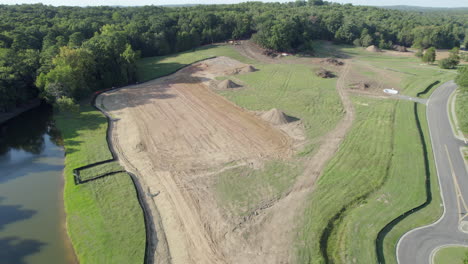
[237,65,256,74]
[218,79,240,89]
[322,58,344,66]
[392,45,408,52]
[261,108,289,125]
[366,45,381,52]
[351,81,370,90]
[316,68,335,78]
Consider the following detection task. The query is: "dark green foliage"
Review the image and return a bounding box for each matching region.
[0,3,466,110]
[422,47,436,64]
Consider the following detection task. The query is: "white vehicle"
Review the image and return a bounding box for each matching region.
[383,88,399,95]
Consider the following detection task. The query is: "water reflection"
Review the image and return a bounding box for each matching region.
[0,104,75,264]
[0,198,36,230]
[0,237,45,264]
[0,104,62,156]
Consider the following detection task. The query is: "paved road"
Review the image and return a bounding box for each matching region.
[397,81,468,264]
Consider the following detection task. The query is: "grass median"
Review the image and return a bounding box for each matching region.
[55,105,145,263]
[434,246,468,264]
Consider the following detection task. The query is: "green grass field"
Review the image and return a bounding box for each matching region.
[435,247,468,264]
[55,105,145,263]
[297,43,454,263]
[297,96,396,263]
[216,160,302,216]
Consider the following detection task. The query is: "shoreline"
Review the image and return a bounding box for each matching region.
[0,99,42,125]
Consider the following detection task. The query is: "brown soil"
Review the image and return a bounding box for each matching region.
[100,57,296,264]
[260,108,289,125]
[218,79,241,89]
[366,45,381,52]
[316,68,335,78]
[99,41,356,263]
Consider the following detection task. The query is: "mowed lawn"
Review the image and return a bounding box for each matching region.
[297,97,395,263]
[297,43,454,264]
[435,247,468,264]
[55,105,145,263]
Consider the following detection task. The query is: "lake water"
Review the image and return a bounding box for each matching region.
[0,104,76,264]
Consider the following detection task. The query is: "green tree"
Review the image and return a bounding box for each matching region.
[415,48,424,58]
[37,46,95,100]
[422,47,436,64]
[55,96,79,113]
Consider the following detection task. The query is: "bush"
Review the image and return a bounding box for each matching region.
[415,49,424,58]
[438,58,458,69]
[55,96,79,113]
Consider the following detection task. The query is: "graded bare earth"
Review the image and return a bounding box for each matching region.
[99,57,295,264]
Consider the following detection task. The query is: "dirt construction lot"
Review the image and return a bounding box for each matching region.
[98,57,297,264]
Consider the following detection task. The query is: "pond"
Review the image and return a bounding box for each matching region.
[0,104,76,264]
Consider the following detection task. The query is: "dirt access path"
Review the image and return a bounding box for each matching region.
[235,60,356,263]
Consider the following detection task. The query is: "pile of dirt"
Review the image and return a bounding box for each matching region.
[262,49,278,58]
[261,108,289,125]
[322,58,344,66]
[392,45,408,52]
[217,79,240,89]
[366,45,381,52]
[351,81,370,90]
[316,68,335,78]
[237,65,257,73]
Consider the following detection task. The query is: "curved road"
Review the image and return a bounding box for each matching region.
[397,81,468,264]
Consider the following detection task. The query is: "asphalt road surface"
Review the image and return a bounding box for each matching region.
[397,81,468,264]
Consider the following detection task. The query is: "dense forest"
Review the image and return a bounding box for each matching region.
[0,1,467,111]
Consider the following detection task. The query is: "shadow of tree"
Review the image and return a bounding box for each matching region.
[0,160,65,184]
[0,237,45,264]
[0,198,36,230]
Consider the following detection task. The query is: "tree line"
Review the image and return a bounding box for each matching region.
[0,1,466,111]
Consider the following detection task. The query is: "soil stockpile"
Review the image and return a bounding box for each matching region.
[237,65,256,74]
[261,108,289,125]
[316,68,335,78]
[218,79,240,89]
[322,58,344,66]
[366,45,381,52]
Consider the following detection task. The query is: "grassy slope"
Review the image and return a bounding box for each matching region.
[298,43,455,263]
[435,247,468,264]
[137,44,253,82]
[56,105,145,263]
[297,97,395,263]
[456,90,468,135]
